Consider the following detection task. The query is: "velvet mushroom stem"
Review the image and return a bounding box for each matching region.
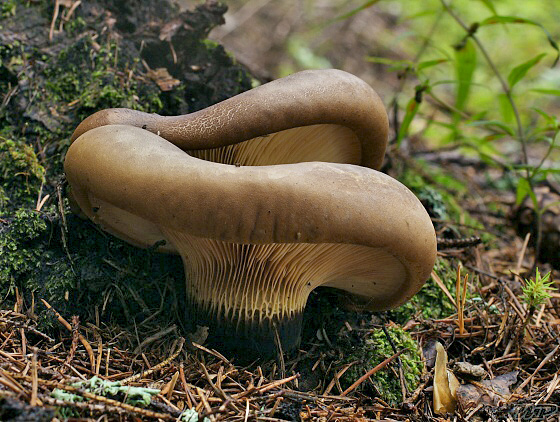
[65,125,437,356]
[70,69,389,169]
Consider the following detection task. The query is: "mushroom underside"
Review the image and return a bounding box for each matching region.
[80,196,415,355]
[189,124,362,166]
[164,229,409,355]
[82,195,411,354]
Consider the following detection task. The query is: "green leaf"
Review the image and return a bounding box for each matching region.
[507,53,546,89]
[416,58,449,72]
[328,0,381,23]
[538,168,560,174]
[480,15,543,26]
[468,120,515,136]
[479,16,559,65]
[454,39,477,112]
[542,200,560,213]
[531,107,558,126]
[478,0,498,16]
[366,56,413,72]
[498,93,515,123]
[397,97,420,146]
[531,88,560,96]
[417,58,449,72]
[515,177,532,206]
[462,139,506,167]
[430,120,457,130]
[483,133,507,142]
[514,164,560,173]
[469,111,488,122]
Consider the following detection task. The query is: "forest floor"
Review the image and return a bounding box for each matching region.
[0,1,559,421]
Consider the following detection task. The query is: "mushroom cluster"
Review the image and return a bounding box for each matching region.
[65,70,437,356]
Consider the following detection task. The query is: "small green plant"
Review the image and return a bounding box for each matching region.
[522,268,554,310]
[519,268,554,342]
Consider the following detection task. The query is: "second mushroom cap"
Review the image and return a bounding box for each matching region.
[70,69,389,169]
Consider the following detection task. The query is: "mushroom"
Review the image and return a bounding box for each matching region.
[70,69,389,169]
[64,124,437,356]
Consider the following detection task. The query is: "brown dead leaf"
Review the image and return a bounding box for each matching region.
[453,361,487,380]
[456,371,518,409]
[433,342,460,415]
[146,68,181,91]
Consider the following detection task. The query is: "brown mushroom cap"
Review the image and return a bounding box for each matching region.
[71,69,389,169]
[65,125,436,356]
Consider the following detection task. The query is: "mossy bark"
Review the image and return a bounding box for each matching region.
[0,0,252,332]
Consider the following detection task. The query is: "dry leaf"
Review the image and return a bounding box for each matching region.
[453,361,487,380]
[187,325,209,346]
[159,19,192,41]
[433,342,459,414]
[147,68,180,91]
[456,371,518,409]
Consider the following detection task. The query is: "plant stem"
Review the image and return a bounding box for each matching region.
[440,0,530,177]
[519,305,535,345]
[392,8,445,143]
[441,0,546,270]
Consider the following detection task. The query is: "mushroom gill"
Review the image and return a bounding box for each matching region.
[160,231,408,354]
[189,124,361,166]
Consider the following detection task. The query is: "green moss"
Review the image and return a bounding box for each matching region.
[65,16,86,35]
[401,165,464,219]
[0,36,165,178]
[1,0,17,18]
[390,257,457,322]
[202,39,220,50]
[0,207,77,318]
[0,135,45,208]
[0,208,48,295]
[0,202,185,332]
[44,37,162,120]
[340,325,423,405]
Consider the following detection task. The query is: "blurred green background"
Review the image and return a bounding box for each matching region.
[202,0,560,164]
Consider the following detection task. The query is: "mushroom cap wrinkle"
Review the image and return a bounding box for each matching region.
[71,69,389,169]
[65,125,437,356]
